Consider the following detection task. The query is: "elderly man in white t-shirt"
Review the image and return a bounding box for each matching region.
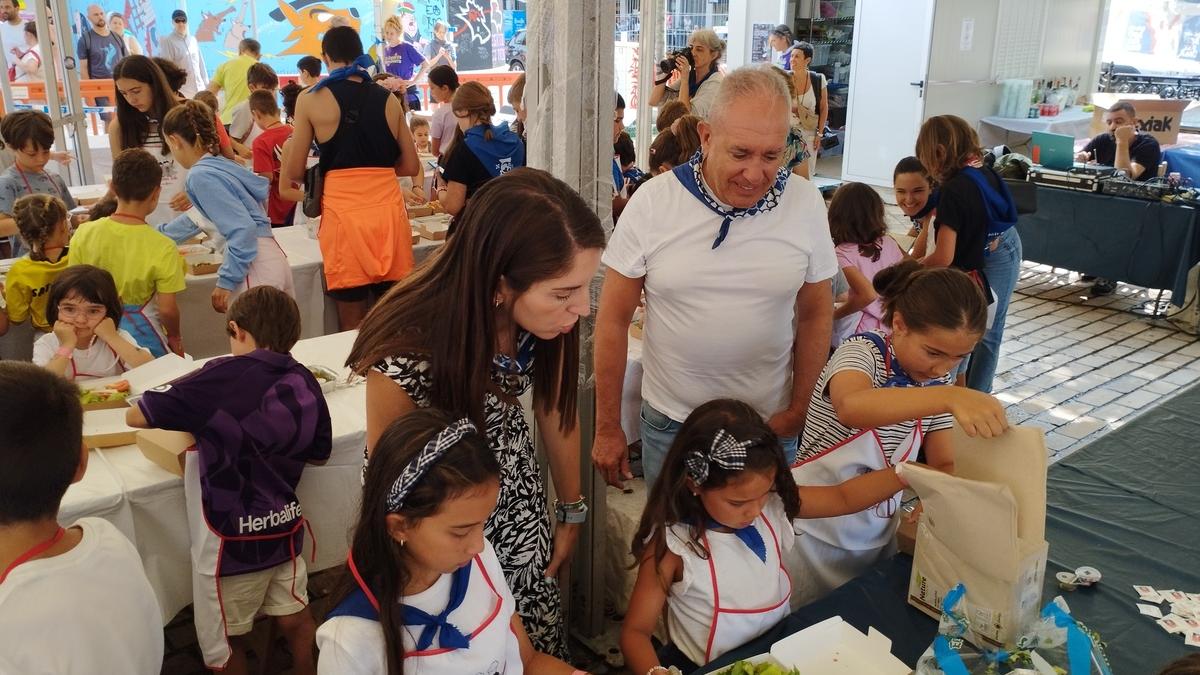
[593,65,837,489]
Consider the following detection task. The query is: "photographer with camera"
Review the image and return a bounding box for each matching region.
[648,29,726,120]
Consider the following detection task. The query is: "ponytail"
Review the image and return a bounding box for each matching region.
[162,99,221,157]
[873,259,987,335]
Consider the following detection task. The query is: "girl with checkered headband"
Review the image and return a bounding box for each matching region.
[622,398,920,674]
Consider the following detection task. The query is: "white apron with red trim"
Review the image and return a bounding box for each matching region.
[183,450,311,668]
[187,207,296,299]
[68,339,125,381]
[792,421,923,553]
[317,540,523,675]
[664,497,793,666]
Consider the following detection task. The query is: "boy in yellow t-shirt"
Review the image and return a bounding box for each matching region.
[69,149,186,357]
[4,194,72,331]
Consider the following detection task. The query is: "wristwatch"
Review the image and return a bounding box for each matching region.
[554,496,588,524]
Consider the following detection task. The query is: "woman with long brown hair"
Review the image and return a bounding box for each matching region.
[915,115,1022,392]
[436,81,525,218]
[347,167,605,660]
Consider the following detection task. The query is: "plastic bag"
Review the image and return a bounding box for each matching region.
[1007,597,1113,675]
[915,584,1008,675]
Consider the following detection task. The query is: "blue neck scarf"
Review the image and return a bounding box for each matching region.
[612,157,624,192]
[463,122,526,178]
[855,332,933,388]
[671,150,789,249]
[306,54,375,94]
[959,166,1017,254]
[708,518,767,563]
[400,560,473,651]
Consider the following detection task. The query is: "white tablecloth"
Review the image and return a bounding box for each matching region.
[622,336,644,443]
[60,331,369,623]
[182,225,334,358]
[978,108,1094,150]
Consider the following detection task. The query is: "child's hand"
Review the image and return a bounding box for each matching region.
[52,321,78,350]
[167,335,185,356]
[170,192,192,212]
[211,288,232,313]
[50,151,74,165]
[93,317,119,342]
[945,388,1008,438]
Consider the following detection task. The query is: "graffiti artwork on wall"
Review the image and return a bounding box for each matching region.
[269,0,361,57]
[446,0,492,71]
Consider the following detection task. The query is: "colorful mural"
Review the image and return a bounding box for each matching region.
[62,0,507,78]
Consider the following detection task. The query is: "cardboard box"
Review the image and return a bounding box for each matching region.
[407,204,433,218]
[1089,93,1196,146]
[86,353,199,399]
[906,424,1048,648]
[414,214,452,241]
[83,407,139,448]
[185,252,222,276]
[136,428,194,476]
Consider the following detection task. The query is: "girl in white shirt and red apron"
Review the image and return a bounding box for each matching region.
[792,260,1008,604]
[621,398,932,675]
[316,410,587,675]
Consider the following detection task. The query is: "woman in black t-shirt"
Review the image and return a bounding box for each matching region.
[915,115,1022,392]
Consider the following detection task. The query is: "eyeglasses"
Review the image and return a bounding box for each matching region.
[57,303,107,320]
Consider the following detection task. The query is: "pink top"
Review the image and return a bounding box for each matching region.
[835,236,905,336]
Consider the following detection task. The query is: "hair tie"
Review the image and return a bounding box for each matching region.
[385,418,477,512]
[685,429,754,485]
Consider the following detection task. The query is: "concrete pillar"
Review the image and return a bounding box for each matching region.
[524,0,615,640]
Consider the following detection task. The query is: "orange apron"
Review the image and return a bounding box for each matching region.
[318,167,413,290]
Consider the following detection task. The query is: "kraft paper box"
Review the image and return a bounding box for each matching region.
[1090,93,1196,146]
[906,424,1048,648]
[136,429,195,477]
[82,408,139,448]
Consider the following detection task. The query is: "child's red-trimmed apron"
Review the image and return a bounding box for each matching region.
[182,445,315,668]
[318,167,413,291]
[327,547,524,673]
[675,517,793,664]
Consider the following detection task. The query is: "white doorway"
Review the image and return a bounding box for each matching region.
[840,0,934,186]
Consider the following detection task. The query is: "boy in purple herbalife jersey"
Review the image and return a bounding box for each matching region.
[127,286,330,674]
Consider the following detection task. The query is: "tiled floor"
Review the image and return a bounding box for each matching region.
[993,265,1200,462]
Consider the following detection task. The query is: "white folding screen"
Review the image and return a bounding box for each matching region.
[991,0,1048,80]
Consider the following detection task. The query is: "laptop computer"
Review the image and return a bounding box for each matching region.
[1031,130,1076,171]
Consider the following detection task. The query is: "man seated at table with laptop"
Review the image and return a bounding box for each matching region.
[1072,100,1163,295]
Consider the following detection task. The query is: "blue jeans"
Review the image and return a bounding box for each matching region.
[640,401,798,488]
[968,227,1023,393]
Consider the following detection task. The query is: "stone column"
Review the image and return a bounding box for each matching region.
[524,0,615,640]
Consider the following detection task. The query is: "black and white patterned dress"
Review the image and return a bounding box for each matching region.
[373,340,567,658]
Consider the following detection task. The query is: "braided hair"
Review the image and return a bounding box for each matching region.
[12,194,68,262]
[162,99,221,157]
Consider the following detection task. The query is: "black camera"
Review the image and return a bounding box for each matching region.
[657,46,695,76]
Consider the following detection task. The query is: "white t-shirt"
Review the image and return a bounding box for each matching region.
[229,100,263,146]
[0,518,164,675]
[604,169,838,423]
[32,328,147,381]
[13,44,41,82]
[0,21,24,61]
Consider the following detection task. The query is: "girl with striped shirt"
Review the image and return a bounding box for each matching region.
[791,260,1008,603]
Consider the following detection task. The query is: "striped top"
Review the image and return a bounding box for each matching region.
[798,332,955,463]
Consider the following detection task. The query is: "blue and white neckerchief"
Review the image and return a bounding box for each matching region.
[306,54,375,94]
[707,517,768,563]
[400,560,473,650]
[493,331,536,375]
[671,150,790,249]
[855,332,933,389]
